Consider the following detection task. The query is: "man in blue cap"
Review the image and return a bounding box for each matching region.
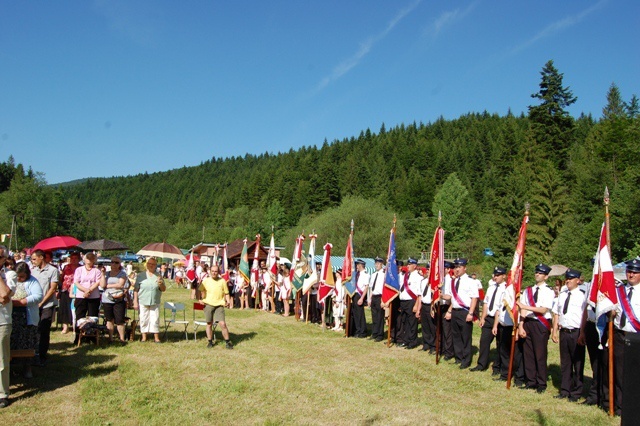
[443,258,478,368]
[471,266,507,372]
[551,268,585,402]
[517,263,554,393]
[398,257,422,349]
[603,258,640,416]
[349,259,369,338]
[368,256,386,342]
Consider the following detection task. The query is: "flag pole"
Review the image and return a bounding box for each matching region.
[435,211,442,365]
[386,215,396,348]
[345,220,354,338]
[507,202,529,390]
[604,187,614,417]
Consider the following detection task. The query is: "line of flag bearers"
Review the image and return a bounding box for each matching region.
[268,253,637,417]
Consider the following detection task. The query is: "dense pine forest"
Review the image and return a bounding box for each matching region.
[1,61,638,276]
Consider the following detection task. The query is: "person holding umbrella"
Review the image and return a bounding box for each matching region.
[133,257,166,343]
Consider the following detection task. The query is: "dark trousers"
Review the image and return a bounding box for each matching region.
[498,324,525,384]
[399,299,418,346]
[350,294,367,337]
[370,295,384,339]
[584,320,604,404]
[451,308,473,367]
[308,293,319,323]
[74,298,100,343]
[441,303,454,357]
[477,315,499,371]
[38,306,54,361]
[559,329,585,398]
[420,303,437,351]
[523,319,550,390]
[603,329,625,415]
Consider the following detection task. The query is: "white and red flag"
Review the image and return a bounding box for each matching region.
[504,212,529,323]
[221,243,229,281]
[250,234,261,298]
[268,233,278,277]
[318,243,336,303]
[588,222,618,341]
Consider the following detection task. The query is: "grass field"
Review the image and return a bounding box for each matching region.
[4,285,619,425]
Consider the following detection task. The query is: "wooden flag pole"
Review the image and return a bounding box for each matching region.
[604,187,614,417]
[295,291,301,321]
[305,290,310,324]
[435,211,442,364]
[345,295,352,337]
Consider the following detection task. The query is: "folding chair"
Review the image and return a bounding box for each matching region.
[193,302,218,342]
[162,302,189,341]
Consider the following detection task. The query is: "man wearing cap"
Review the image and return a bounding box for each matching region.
[471,267,507,372]
[443,258,478,368]
[350,259,369,338]
[439,260,455,359]
[368,257,386,342]
[517,263,554,393]
[417,263,436,353]
[578,275,605,406]
[551,268,586,402]
[398,257,422,349]
[603,258,640,415]
[492,276,525,386]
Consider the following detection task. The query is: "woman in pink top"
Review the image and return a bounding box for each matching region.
[72,253,103,344]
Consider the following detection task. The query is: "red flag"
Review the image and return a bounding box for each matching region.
[221,243,229,281]
[318,243,336,303]
[504,213,529,322]
[268,234,278,276]
[428,227,444,301]
[341,233,353,284]
[588,222,618,340]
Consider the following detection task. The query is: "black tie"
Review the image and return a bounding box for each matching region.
[621,287,633,328]
[488,287,497,312]
[372,273,378,292]
[562,292,571,315]
[533,287,539,303]
[455,278,460,293]
[423,279,430,297]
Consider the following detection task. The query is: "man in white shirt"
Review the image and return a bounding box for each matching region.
[350,260,369,337]
[0,246,15,408]
[517,263,554,393]
[398,257,423,349]
[551,268,585,402]
[368,257,386,342]
[471,267,506,373]
[443,258,478,368]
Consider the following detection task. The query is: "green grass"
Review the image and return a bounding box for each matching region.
[4,285,619,425]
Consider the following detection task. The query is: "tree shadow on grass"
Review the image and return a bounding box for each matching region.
[10,341,117,400]
[229,331,257,345]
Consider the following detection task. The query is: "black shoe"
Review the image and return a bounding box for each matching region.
[0,398,9,408]
[405,344,417,350]
[536,387,546,394]
[207,340,214,348]
[398,342,406,347]
[469,366,485,372]
[491,371,500,377]
[554,394,567,399]
[443,356,453,361]
[582,399,597,406]
[568,396,580,402]
[515,382,527,389]
[459,364,469,370]
[373,337,384,342]
[225,341,233,350]
[421,345,429,351]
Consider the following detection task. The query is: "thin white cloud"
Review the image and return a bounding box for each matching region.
[423,2,477,39]
[315,0,421,92]
[509,0,607,55]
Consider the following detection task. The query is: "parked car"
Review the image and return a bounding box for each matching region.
[119,251,143,263]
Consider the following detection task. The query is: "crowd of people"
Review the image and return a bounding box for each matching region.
[1,244,638,417]
[192,254,638,417]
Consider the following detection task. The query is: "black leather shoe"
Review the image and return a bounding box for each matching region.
[443,356,453,361]
[459,364,469,369]
[536,387,546,394]
[553,394,567,399]
[373,337,383,342]
[405,344,417,349]
[568,396,580,402]
[582,399,597,406]
[469,366,485,372]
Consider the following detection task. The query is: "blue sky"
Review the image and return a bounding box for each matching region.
[1,1,638,184]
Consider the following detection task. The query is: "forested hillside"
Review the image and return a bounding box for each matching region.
[1,61,638,273]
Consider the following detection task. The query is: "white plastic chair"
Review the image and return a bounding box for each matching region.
[162,302,189,341]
